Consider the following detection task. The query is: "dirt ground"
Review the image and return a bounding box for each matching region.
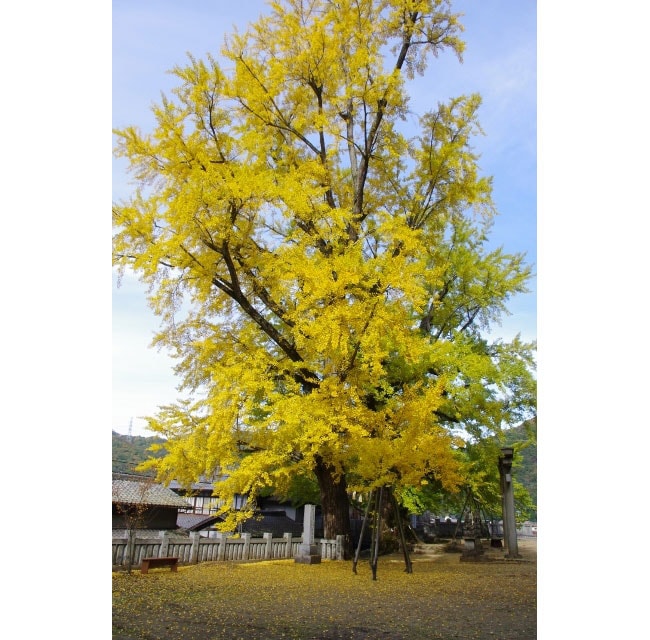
[113,539,536,640]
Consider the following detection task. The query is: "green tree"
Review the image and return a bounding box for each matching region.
[400,418,537,528]
[112,431,165,475]
[114,0,535,557]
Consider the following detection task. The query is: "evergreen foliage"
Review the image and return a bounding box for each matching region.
[504,418,537,519]
[112,431,165,476]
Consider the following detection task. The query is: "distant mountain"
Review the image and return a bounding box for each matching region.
[503,418,537,518]
[112,430,166,476]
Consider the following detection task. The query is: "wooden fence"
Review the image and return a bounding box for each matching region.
[112,531,345,570]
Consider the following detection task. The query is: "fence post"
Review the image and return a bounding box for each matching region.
[284,532,293,558]
[190,531,201,564]
[159,530,170,557]
[217,532,228,561]
[242,532,251,560]
[126,530,136,570]
[263,532,273,559]
[336,535,344,561]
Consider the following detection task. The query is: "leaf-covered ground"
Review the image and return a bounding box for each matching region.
[113,540,536,640]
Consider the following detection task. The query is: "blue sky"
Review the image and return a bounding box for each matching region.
[112,0,537,437]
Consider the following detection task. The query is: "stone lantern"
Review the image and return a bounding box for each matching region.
[498,447,520,558]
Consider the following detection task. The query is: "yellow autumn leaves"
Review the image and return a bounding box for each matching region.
[113,543,537,640]
[115,0,536,536]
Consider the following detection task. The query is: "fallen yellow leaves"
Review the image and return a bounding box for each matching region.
[113,542,536,639]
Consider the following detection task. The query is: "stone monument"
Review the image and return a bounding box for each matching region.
[460,504,485,561]
[294,503,321,564]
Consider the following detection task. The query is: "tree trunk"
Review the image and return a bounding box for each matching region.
[314,456,353,559]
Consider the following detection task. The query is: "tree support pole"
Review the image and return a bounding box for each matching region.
[370,486,384,581]
[352,490,374,574]
[390,487,412,574]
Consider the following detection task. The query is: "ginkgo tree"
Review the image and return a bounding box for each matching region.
[113,0,536,557]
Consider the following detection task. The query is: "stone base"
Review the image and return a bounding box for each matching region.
[295,554,321,564]
[460,553,495,562]
[460,538,485,562]
[295,543,321,564]
[462,538,483,551]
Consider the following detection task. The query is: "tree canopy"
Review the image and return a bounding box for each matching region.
[113,0,536,539]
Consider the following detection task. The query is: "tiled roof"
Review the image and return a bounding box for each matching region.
[167,475,229,492]
[176,513,222,531]
[112,478,191,508]
[168,479,217,493]
[112,529,190,538]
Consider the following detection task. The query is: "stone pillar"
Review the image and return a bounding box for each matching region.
[217,532,228,561]
[499,447,520,558]
[242,532,251,560]
[295,504,321,564]
[284,532,293,558]
[190,531,201,564]
[263,532,273,560]
[159,530,170,557]
[126,530,136,570]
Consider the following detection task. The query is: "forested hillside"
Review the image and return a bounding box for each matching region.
[112,431,166,476]
[504,418,537,518]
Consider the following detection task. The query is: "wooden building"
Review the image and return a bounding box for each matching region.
[112,475,191,531]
